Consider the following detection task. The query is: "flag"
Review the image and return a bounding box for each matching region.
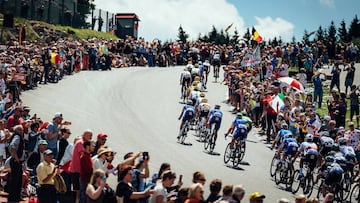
[252,27,262,43]
[225,23,233,32]
[240,46,261,67]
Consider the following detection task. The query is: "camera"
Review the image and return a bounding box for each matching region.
[142,152,149,160]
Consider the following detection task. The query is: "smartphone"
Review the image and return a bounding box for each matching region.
[102,176,107,182]
[179,175,183,182]
[143,152,149,160]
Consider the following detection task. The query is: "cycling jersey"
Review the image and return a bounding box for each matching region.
[339,145,356,160]
[189,90,201,102]
[283,138,299,155]
[232,119,248,140]
[182,105,195,122]
[344,129,360,151]
[186,64,194,72]
[191,67,200,76]
[208,109,223,131]
[298,142,318,155]
[325,163,344,186]
[276,129,293,143]
[197,103,211,117]
[320,136,334,148]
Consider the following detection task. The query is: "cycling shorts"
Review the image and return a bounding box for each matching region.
[284,142,299,156]
[319,146,332,157]
[182,110,195,122]
[303,149,319,169]
[209,116,222,131]
[182,77,191,87]
[199,110,209,118]
[233,128,247,140]
[213,60,220,67]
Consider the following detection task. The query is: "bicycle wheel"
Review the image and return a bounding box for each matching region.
[316,180,323,199]
[334,183,344,202]
[270,155,277,177]
[274,164,282,185]
[209,133,216,152]
[232,147,240,168]
[291,170,301,194]
[341,174,352,200]
[303,173,314,197]
[204,133,210,151]
[223,143,232,164]
[200,128,206,142]
[285,165,295,189]
[238,141,246,162]
[350,183,360,203]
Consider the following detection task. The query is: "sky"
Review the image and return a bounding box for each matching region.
[93,0,360,42]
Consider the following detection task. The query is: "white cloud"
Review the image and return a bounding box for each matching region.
[254,16,295,42]
[93,0,245,41]
[319,0,335,8]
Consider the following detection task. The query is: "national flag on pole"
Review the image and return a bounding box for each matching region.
[252,27,262,43]
[225,23,233,32]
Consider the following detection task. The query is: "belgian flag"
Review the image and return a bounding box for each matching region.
[252,27,262,43]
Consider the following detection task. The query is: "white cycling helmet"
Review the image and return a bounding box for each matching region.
[305,134,314,142]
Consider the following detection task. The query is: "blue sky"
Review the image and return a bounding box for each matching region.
[94,0,360,42]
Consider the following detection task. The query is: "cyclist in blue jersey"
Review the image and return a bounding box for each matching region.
[271,123,292,149]
[225,113,248,151]
[276,133,299,169]
[206,105,223,143]
[177,100,195,140]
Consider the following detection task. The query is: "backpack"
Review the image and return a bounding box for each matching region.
[54,174,67,194]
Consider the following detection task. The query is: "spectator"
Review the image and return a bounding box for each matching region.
[185,183,203,203]
[349,85,359,128]
[27,122,40,154]
[69,129,93,203]
[92,146,112,172]
[277,198,290,203]
[219,184,233,202]
[92,132,107,157]
[151,162,171,184]
[8,125,25,202]
[116,165,153,203]
[0,119,7,166]
[132,156,150,194]
[192,171,206,185]
[330,63,341,92]
[45,112,63,159]
[229,185,245,203]
[294,194,306,203]
[205,179,222,203]
[249,192,265,203]
[312,72,326,108]
[36,149,59,203]
[85,169,106,203]
[344,62,355,95]
[7,106,23,131]
[117,151,142,182]
[27,139,48,172]
[79,140,95,203]
[57,126,71,164]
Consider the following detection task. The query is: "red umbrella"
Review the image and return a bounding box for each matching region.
[278,77,305,92]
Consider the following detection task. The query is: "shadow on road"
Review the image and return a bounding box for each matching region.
[225,165,244,171]
[203,151,221,156]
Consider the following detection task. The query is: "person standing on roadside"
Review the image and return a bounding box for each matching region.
[36,149,60,203]
[70,130,93,203]
[8,125,26,202]
[349,85,359,128]
[57,127,71,164]
[344,62,355,95]
[46,112,64,159]
[330,63,341,92]
[79,140,95,203]
[92,132,107,156]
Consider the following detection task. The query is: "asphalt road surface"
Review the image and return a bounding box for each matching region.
[21,65,359,202]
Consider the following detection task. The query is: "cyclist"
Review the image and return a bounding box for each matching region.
[319,132,335,158]
[202,60,211,87]
[180,67,192,99]
[338,137,357,175]
[225,113,248,151]
[320,160,344,198]
[197,98,211,121]
[271,123,292,150]
[240,111,253,132]
[296,134,319,178]
[186,61,194,73]
[195,92,206,109]
[276,133,299,170]
[206,105,223,143]
[177,101,195,140]
[189,86,201,106]
[191,63,200,81]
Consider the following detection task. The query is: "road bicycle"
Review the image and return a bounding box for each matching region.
[274,155,296,190]
[349,177,360,203]
[204,123,216,153]
[316,178,345,202]
[197,117,207,142]
[178,120,190,144]
[223,134,246,168]
[291,161,315,197]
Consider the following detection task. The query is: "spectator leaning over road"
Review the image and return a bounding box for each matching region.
[85,169,106,203]
[69,129,93,203]
[79,140,95,203]
[46,112,63,159]
[132,155,150,194]
[8,124,25,202]
[92,132,107,156]
[36,149,60,203]
[117,151,142,182]
[151,162,171,184]
[205,179,222,203]
[249,192,265,203]
[185,183,204,203]
[229,185,245,203]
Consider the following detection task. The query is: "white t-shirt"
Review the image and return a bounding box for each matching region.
[0,130,6,159]
[150,182,168,203]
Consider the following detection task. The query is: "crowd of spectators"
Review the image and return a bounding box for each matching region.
[0,34,358,203]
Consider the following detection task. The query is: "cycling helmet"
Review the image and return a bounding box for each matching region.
[325,155,335,163]
[236,113,243,119]
[201,98,208,103]
[281,123,289,130]
[241,110,247,116]
[192,81,199,86]
[194,86,200,91]
[334,156,347,165]
[187,100,193,105]
[194,76,201,81]
[194,63,199,68]
[332,143,339,151]
[214,105,221,109]
[183,67,188,71]
[283,133,292,139]
[200,93,205,97]
[198,61,202,65]
[305,134,314,142]
[338,137,348,146]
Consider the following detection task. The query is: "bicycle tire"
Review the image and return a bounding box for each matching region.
[285,165,295,189]
[238,141,246,162]
[350,183,360,203]
[270,155,277,177]
[341,174,352,200]
[223,143,232,164]
[274,164,282,185]
[304,173,314,197]
[204,134,210,151]
[210,134,216,152]
[232,147,240,168]
[291,170,301,194]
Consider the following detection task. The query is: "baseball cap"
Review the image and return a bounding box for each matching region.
[348,121,354,126]
[323,115,331,121]
[97,132,107,139]
[43,149,53,155]
[53,112,63,120]
[249,192,265,201]
[39,140,48,145]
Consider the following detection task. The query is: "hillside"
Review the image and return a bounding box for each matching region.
[0,13,118,43]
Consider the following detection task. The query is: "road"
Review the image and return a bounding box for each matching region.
[21,65,358,203]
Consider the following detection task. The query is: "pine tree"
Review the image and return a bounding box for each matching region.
[349,15,360,39]
[303,29,310,44]
[209,25,218,43]
[230,29,240,45]
[291,36,296,44]
[178,25,189,43]
[278,36,283,45]
[316,26,325,41]
[338,20,349,42]
[272,37,278,47]
[243,28,251,44]
[328,21,337,42]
